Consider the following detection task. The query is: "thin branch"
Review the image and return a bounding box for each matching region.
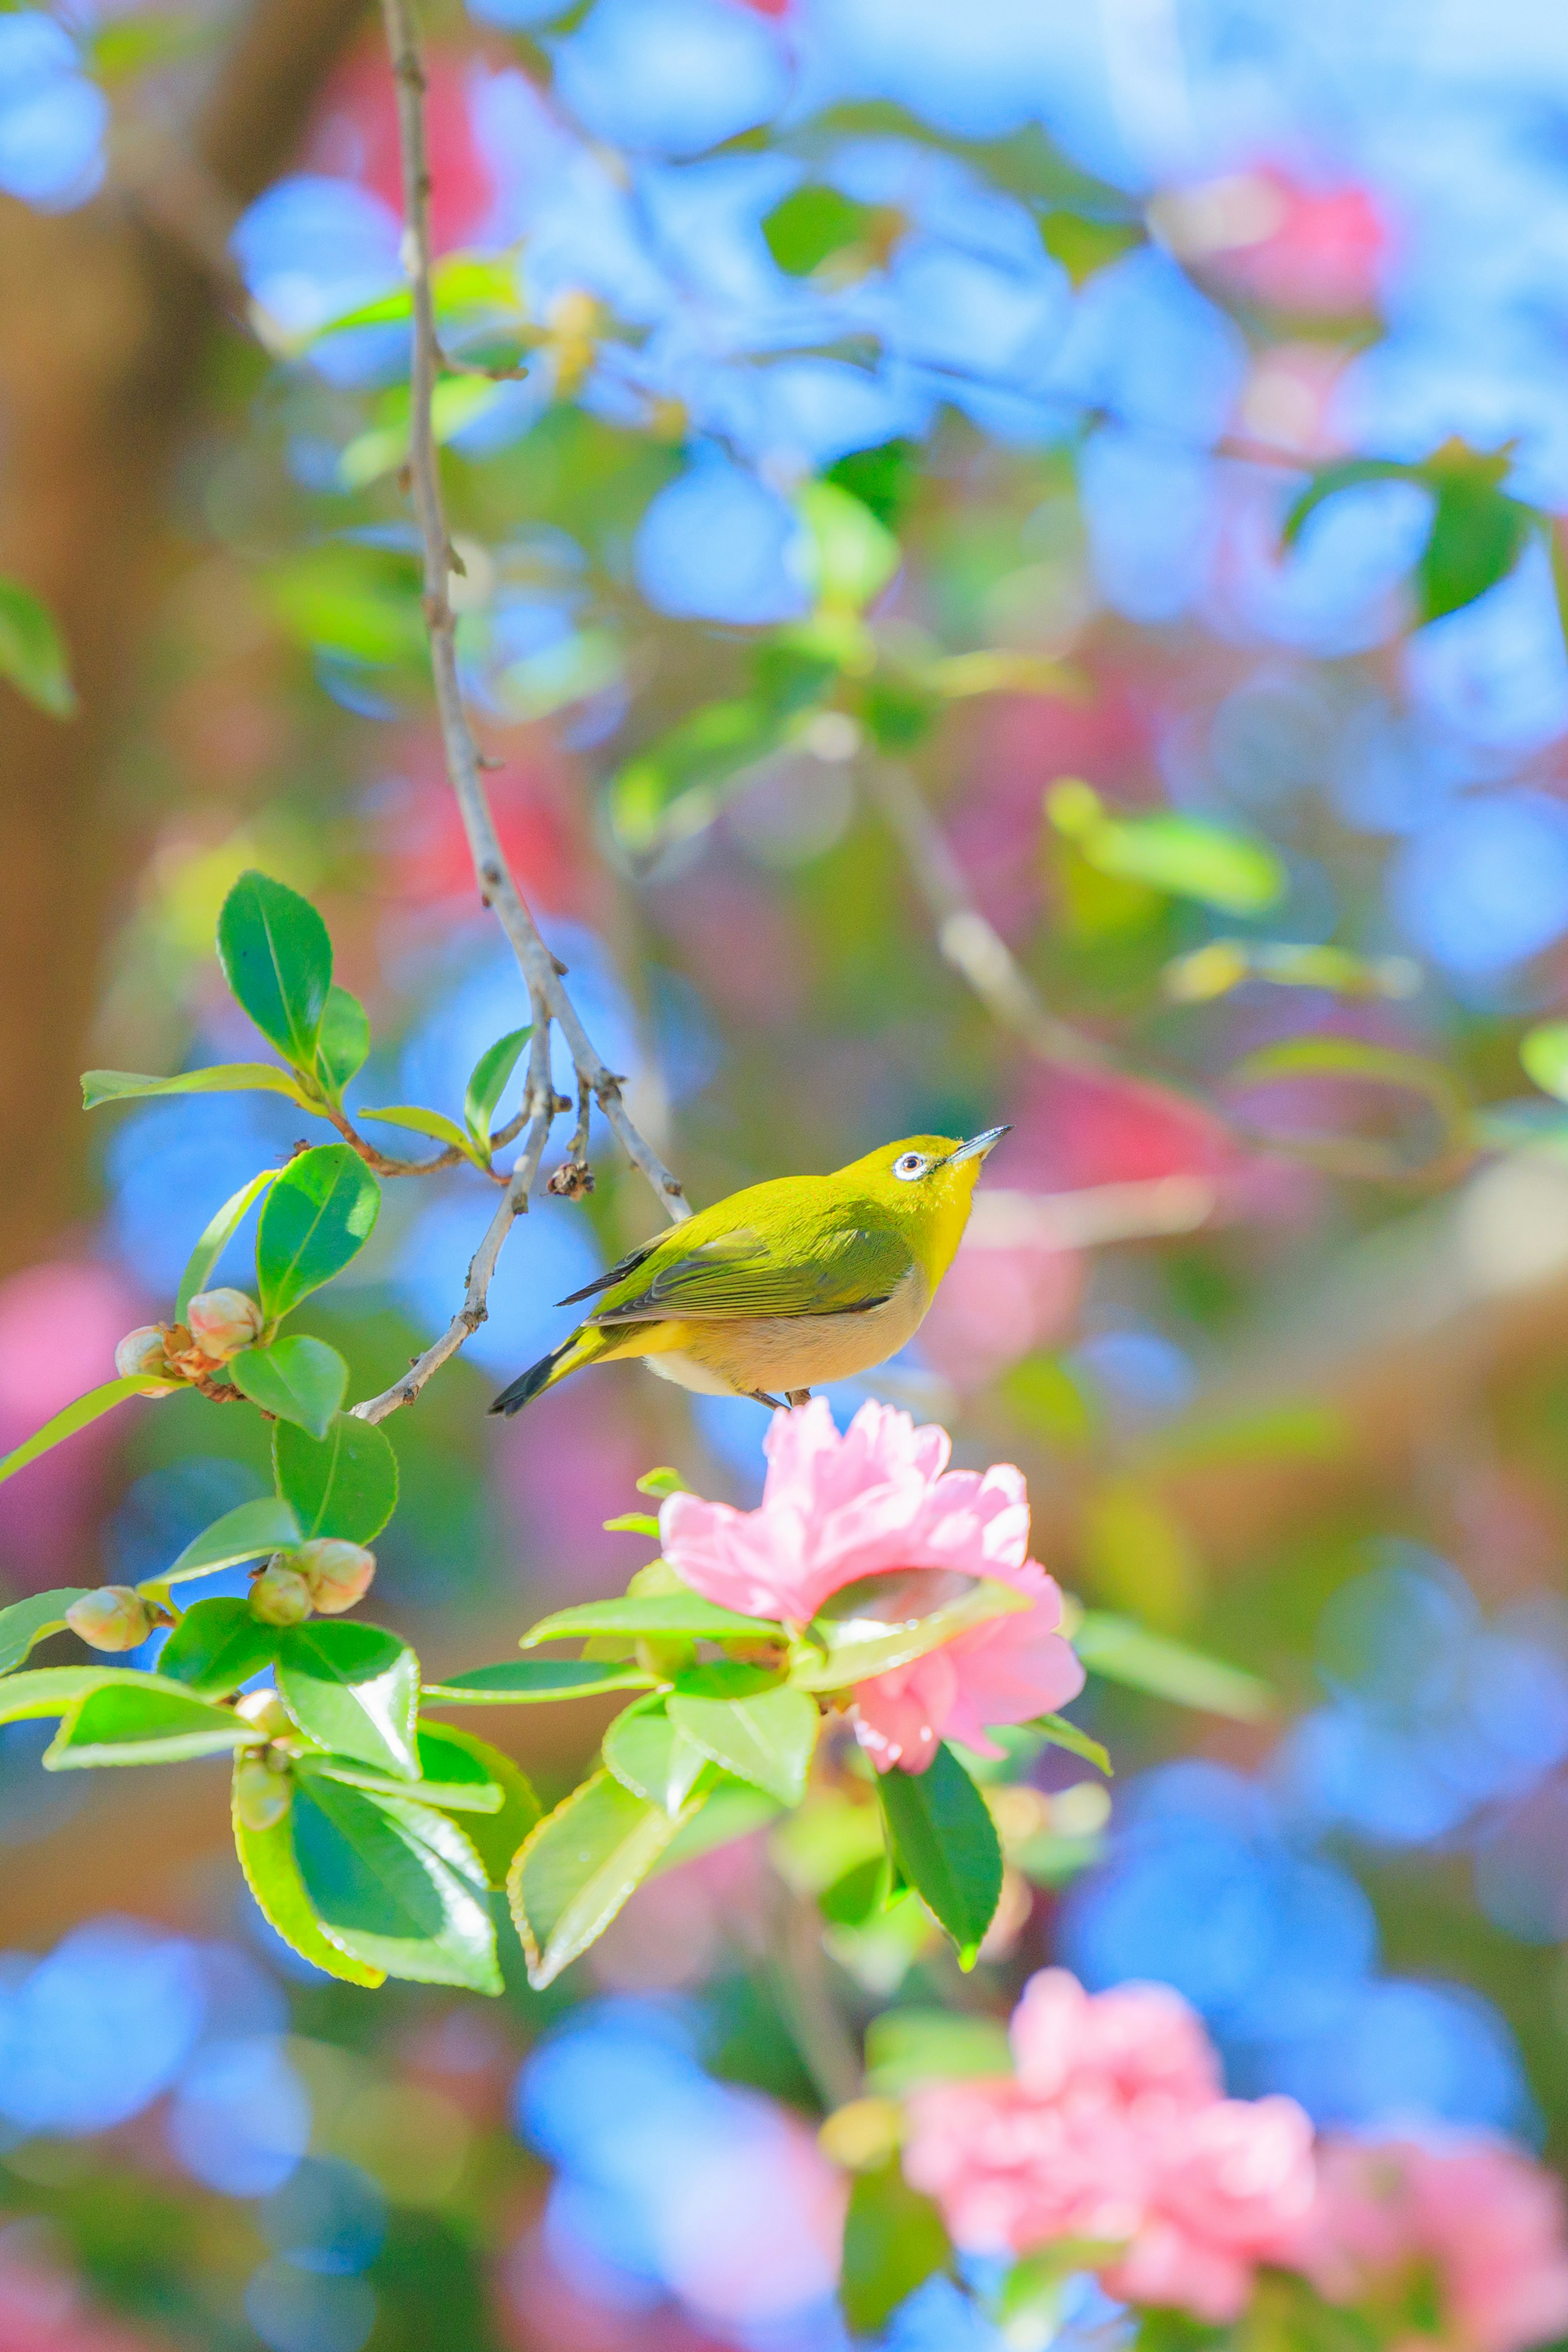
[865,758,1114,1073]
[318,1098,477,1181]
[350,0,691,1420]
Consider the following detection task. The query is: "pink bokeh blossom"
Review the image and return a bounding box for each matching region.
[659,1399,1083,1773]
[1277,2132,1568,2352]
[902,1968,1315,2323]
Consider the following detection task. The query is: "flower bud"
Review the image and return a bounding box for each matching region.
[184,1288,264,1365]
[234,1755,293,1833]
[293,1538,376,1616]
[66,1586,152,1652]
[249,1562,312,1627]
[235,1687,292,1740]
[115,1326,174,1384]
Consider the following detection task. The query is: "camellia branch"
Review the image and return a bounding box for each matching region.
[352,0,691,1423]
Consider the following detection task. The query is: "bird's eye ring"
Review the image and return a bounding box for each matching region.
[893,1152,926,1182]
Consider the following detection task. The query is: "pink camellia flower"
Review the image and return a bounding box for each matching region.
[902,1968,1316,2324]
[659,1399,1083,1773]
[1276,2132,1568,2352]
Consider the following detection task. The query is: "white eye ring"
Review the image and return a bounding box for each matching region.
[893,1152,927,1182]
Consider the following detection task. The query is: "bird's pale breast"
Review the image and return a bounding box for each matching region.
[639,1263,930,1397]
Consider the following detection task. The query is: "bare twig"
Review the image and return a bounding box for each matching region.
[866,759,1113,1073]
[318,1098,476,1181]
[350,0,690,1420]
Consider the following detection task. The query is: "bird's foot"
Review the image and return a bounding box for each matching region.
[750,1388,786,1410]
[785,1388,812,1409]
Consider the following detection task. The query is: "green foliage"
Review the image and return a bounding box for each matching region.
[274,1412,399,1541]
[1074,1611,1273,1720]
[1282,441,1534,624]
[415,1723,540,1888]
[255,1144,381,1321]
[1522,1021,1568,1102]
[421,1659,655,1704]
[1029,1712,1112,1775]
[762,183,878,275]
[176,1169,280,1321]
[229,1335,349,1438]
[877,1743,1004,1966]
[359,1103,481,1162]
[799,482,902,611]
[667,1673,820,1806]
[290,1776,501,1993]
[0,1588,91,1674]
[840,2158,952,2335]
[603,1698,709,1813]
[232,1774,387,1987]
[162,1494,302,1584]
[862,2009,1012,2095]
[463,1025,531,1155]
[45,1682,250,1768]
[217,871,333,1069]
[509,1768,695,1989]
[157,1598,278,1695]
[81,1064,316,1112]
[520,1592,779,1645]
[0,1374,177,1492]
[314,984,371,1101]
[793,1574,1030,1690]
[1048,779,1285,915]
[0,575,76,716]
[275,1620,420,1775]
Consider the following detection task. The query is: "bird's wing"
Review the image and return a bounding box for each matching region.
[587,1221,915,1325]
[555,1239,657,1308]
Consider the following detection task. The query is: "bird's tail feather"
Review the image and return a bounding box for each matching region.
[490,1325,603,1418]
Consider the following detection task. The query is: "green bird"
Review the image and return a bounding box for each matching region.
[489,1127,1009,1416]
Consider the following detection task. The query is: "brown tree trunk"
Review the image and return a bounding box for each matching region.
[0,0,365,1276]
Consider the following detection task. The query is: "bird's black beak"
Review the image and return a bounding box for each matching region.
[943,1125,1010,1168]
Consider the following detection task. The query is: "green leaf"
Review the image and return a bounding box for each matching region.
[463,1027,530,1154]
[358,1105,483,1164]
[296,1752,503,1811]
[82,1064,315,1114]
[1027,1713,1112,1776]
[1522,1022,1568,1104]
[792,1573,1031,1691]
[229,1336,349,1439]
[0,1666,185,1725]
[1047,780,1285,915]
[44,1682,250,1768]
[603,1701,708,1815]
[602,1512,662,1537]
[158,1598,278,1695]
[668,1679,819,1806]
[996,2244,1129,2346]
[414,1722,539,1888]
[799,481,901,612]
[1073,1613,1272,1721]
[762,183,875,274]
[290,1776,501,1993]
[0,1376,179,1492]
[1281,457,1422,548]
[256,1144,381,1321]
[521,1594,780,1647]
[176,1169,281,1323]
[1420,478,1529,623]
[877,1742,1003,1967]
[609,699,784,854]
[508,1769,689,1989]
[163,1494,302,1586]
[232,1768,385,1987]
[635,1467,688,1498]
[422,1659,655,1705]
[217,871,334,1067]
[276,1621,420,1776]
[840,2158,952,2336]
[0,575,76,716]
[0,1589,91,1675]
[650,1780,780,1874]
[314,986,370,1102]
[274,1413,399,1543]
[862,2009,1013,2096]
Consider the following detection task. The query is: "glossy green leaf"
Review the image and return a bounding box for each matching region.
[158,1598,278,1695]
[415,1722,540,1888]
[520,1593,778,1648]
[290,1777,501,1993]
[217,871,333,1067]
[603,1701,708,1815]
[792,1573,1030,1691]
[232,1768,385,1987]
[1420,478,1530,623]
[862,2009,1012,2096]
[44,1681,249,1768]
[0,575,76,716]
[314,986,370,1102]
[422,1659,654,1705]
[82,1064,315,1114]
[877,1742,1003,1967]
[276,1620,420,1776]
[799,481,901,612]
[668,1678,819,1806]
[840,2158,952,2336]
[1074,1612,1272,1720]
[463,1026,530,1152]
[162,1494,301,1586]
[255,1144,381,1321]
[1027,1713,1112,1776]
[0,1375,179,1492]
[509,1769,689,1989]
[358,1105,481,1163]
[176,1169,281,1323]
[274,1412,398,1543]
[0,1588,90,1675]
[0,1666,181,1725]
[1522,1022,1568,1105]
[295,1749,503,1812]
[229,1336,348,1439]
